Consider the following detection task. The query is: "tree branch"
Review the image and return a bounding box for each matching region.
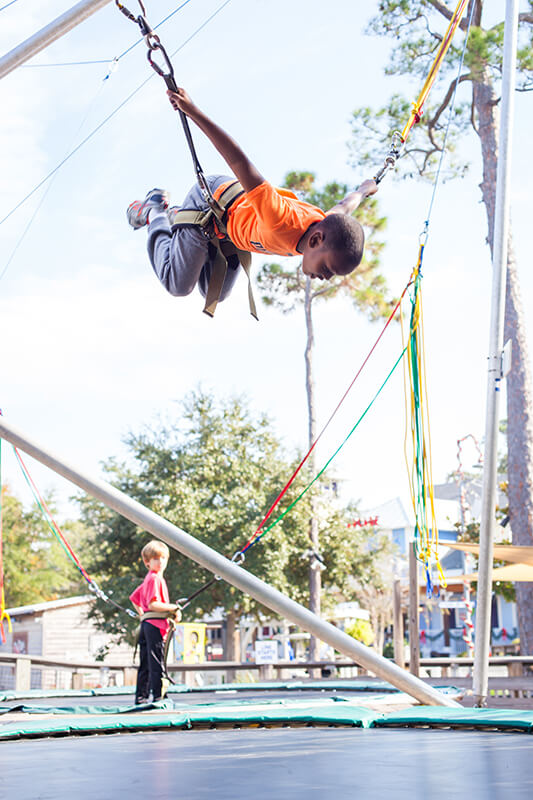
[519,12,533,24]
[428,72,472,133]
[311,286,333,301]
[426,0,469,31]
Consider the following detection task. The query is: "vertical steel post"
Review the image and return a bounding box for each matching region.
[409,546,420,676]
[473,0,519,706]
[0,0,113,80]
[393,578,405,669]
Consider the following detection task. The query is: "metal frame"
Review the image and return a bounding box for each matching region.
[0,415,459,707]
[0,0,113,80]
[474,0,519,706]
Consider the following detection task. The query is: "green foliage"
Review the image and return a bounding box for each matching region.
[346,618,375,647]
[257,172,394,320]
[77,390,380,642]
[1,486,86,608]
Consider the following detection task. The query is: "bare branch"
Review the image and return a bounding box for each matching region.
[519,12,533,24]
[311,286,333,301]
[428,73,472,132]
[426,0,469,31]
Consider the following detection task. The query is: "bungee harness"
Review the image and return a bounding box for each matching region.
[170,180,258,320]
[115,0,257,319]
[137,609,179,687]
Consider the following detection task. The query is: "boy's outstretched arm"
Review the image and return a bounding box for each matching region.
[326,179,378,216]
[168,88,265,193]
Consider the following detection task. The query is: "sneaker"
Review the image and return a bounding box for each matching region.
[127,188,169,229]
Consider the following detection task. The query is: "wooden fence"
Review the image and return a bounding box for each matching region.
[2,652,533,707]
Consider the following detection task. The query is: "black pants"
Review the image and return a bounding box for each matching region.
[135,621,164,703]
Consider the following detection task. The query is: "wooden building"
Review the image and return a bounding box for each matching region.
[0,595,132,690]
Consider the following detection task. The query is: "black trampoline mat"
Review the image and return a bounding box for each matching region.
[2,727,533,800]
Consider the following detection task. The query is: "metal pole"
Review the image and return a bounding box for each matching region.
[392,578,405,669]
[0,0,113,80]
[473,0,519,706]
[0,415,459,707]
[408,546,420,676]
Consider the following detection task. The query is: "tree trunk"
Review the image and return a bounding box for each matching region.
[304,277,321,671]
[504,238,533,654]
[474,68,533,654]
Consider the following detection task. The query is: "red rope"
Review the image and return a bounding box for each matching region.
[14,447,91,582]
[240,278,412,553]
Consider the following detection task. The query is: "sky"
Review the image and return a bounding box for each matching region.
[0,0,531,529]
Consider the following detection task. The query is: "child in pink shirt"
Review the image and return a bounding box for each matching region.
[130,540,180,704]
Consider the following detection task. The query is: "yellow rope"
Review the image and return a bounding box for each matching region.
[400,254,445,589]
[400,0,469,142]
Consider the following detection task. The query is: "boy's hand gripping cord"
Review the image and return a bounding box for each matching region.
[115,0,222,214]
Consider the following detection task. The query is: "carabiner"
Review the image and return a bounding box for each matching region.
[147,41,174,81]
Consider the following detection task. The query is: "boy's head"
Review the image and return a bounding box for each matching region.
[142,540,169,573]
[301,214,365,281]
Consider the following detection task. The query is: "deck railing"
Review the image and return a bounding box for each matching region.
[1,652,533,697]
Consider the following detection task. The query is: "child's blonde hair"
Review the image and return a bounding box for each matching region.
[141,540,169,564]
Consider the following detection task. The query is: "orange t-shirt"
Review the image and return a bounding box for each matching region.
[215,180,325,257]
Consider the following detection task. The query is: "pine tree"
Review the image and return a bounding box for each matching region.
[349,0,533,652]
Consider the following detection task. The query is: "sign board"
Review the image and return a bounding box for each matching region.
[255,639,278,664]
[173,623,206,664]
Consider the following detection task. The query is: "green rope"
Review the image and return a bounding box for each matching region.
[14,449,80,570]
[251,345,408,546]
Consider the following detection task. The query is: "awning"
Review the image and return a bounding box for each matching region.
[446,542,533,566]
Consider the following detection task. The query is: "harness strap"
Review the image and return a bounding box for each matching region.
[170,181,258,320]
[140,611,174,621]
[134,611,177,688]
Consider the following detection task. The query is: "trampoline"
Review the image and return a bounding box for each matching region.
[3,724,533,799]
[2,683,533,799]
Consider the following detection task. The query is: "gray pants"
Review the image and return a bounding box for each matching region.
[146,174,241,302]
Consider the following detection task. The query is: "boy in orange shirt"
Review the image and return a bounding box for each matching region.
[127,87,378,307]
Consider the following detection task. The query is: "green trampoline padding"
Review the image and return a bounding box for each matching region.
[2,697,533,740]
[166,680,403,694]
[0,680,440,703]
[376,706,533,730]
[0,699,174,715]
[0,700,378,740]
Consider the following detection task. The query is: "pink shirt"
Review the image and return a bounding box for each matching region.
[130,571,170,637]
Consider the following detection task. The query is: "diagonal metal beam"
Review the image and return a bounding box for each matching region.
[0,0,113,80]
[0,415,460,707]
